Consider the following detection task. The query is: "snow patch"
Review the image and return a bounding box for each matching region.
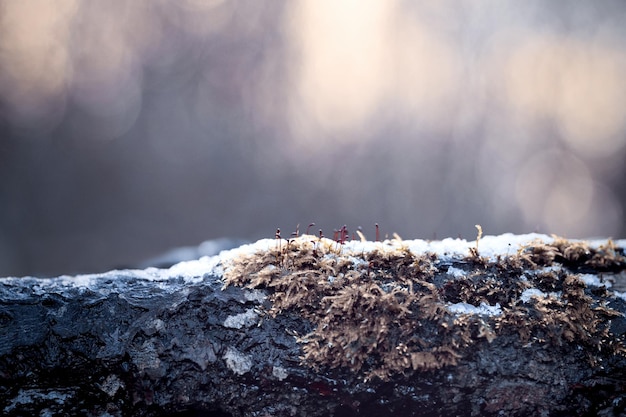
[446,267,466,278]
[243,289,267,303]
[223,309,258,329]
[536,265,562,274]
[164,256,222,282]
[520,288,561,303]
[343,233,554,261]
[578,273,612,288]
[347,255,368,268]
[447,302,502,316]
[223,347,252,375]
[589,238,626,249]
[614,291,626,302]
[2,235,623,296]
[272,365,288,381]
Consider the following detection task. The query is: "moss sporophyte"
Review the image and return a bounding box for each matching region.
[222,231,626,381]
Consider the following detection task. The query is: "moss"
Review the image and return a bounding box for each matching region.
[222,235,626,381]
[518,237,626,272]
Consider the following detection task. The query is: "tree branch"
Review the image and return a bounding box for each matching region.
[1,234,625,416]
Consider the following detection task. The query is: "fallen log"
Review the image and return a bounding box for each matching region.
[1,233,625,416]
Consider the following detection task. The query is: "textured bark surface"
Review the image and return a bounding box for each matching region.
[1,236,626,417]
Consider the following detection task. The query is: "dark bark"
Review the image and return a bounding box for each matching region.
[1,238,626,417]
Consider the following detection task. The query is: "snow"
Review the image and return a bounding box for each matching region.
[272,365,289,381]
[578,273,612,288]
[243,289,267,303]
[446,302,502,316]
[614,291,626,302]
[223,309,259,329]
[1,234,623,299]
[446,267,466,278]
[520,288,561,303]
[223,347,252,375]
[164,256,222,283]
[342,232,554,260]
[160,232,579,280]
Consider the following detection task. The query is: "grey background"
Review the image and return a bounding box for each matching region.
[1,1,625,276]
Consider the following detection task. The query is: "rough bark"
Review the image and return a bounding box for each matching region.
[1,235,626,417]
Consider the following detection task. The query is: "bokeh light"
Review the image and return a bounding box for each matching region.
[505,35,626,158]
[0,1,625,276]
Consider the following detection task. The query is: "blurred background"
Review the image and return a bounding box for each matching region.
[1,0,625,277]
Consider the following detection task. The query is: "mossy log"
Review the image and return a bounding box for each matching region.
[1,234,626,417]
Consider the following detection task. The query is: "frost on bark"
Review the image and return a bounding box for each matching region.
[0,234,625,416]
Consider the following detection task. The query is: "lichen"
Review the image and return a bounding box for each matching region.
[222,234,626,381]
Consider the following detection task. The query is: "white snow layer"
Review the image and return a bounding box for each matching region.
[1,234,624,299]
[342,232,555,259]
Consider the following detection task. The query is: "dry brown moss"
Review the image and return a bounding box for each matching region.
[222,235,626,381]
[518,236,626,271]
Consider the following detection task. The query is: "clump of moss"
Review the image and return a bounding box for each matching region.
[495,274,622,353]
[518,237,626,272]
[222,235,626,381]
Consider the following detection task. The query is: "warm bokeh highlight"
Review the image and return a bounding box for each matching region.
[1,1,625,276]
